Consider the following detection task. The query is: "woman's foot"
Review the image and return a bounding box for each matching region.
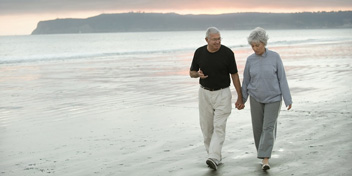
[261,158,270,171]
[262,164,270,170]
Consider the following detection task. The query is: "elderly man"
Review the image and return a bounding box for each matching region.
[190,27,244,170]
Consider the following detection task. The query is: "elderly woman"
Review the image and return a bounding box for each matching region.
[242,27,292,170]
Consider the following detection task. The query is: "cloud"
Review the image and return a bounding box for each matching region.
[0,0,351,15]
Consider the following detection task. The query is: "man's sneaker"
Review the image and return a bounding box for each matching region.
[206,158,218,170]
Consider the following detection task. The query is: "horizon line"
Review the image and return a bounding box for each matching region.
[101,10,352,15]
[47,10,352,20]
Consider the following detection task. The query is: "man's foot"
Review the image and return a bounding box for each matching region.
[206,158,218,170]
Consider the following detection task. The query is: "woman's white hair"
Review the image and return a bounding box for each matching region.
[247,27,269,46]
[205,27,220,39]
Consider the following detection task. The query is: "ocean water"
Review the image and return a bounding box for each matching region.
[0,29,351,64]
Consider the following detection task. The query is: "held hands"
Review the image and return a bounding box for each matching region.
[235,99,245,110]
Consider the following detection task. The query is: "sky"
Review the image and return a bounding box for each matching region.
[1,0,352,36]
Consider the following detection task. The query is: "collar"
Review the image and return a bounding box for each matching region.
[257,48,268,57]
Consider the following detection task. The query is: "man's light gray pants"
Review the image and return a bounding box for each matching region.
[199,87,232,161]
[250,96,282,159]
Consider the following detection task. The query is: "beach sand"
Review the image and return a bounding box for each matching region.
[0,41,351,176]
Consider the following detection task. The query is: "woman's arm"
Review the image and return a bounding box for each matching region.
[277,55,292,108]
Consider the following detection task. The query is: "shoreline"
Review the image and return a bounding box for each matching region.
[1,41,351,175]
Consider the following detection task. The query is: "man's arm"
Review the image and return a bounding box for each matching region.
[231,73,244,110]
[190,71,199,78]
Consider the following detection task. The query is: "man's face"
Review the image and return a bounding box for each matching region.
[206,33,221,52]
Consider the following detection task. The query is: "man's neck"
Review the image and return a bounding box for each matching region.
[207,45,220,53]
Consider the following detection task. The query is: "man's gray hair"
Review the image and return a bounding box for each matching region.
[247,27,269,46]
[205,27,220,39]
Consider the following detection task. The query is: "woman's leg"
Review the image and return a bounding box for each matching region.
[257,101,282,159]
[249,96,264,151]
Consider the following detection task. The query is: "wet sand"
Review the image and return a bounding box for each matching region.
[0,41,351,175]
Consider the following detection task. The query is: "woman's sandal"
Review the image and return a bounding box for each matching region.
[262,163,270,171]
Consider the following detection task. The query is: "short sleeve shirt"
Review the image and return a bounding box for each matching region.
[190,45,238,89]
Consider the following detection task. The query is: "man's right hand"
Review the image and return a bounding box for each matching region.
[198,69,208,79]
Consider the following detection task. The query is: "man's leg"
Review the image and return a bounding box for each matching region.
[199,87,214,154]
[208,88,232,161]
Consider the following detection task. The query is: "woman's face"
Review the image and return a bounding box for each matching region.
[250,42,265,56]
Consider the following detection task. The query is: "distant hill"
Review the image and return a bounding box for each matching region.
[31,11,352,35]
